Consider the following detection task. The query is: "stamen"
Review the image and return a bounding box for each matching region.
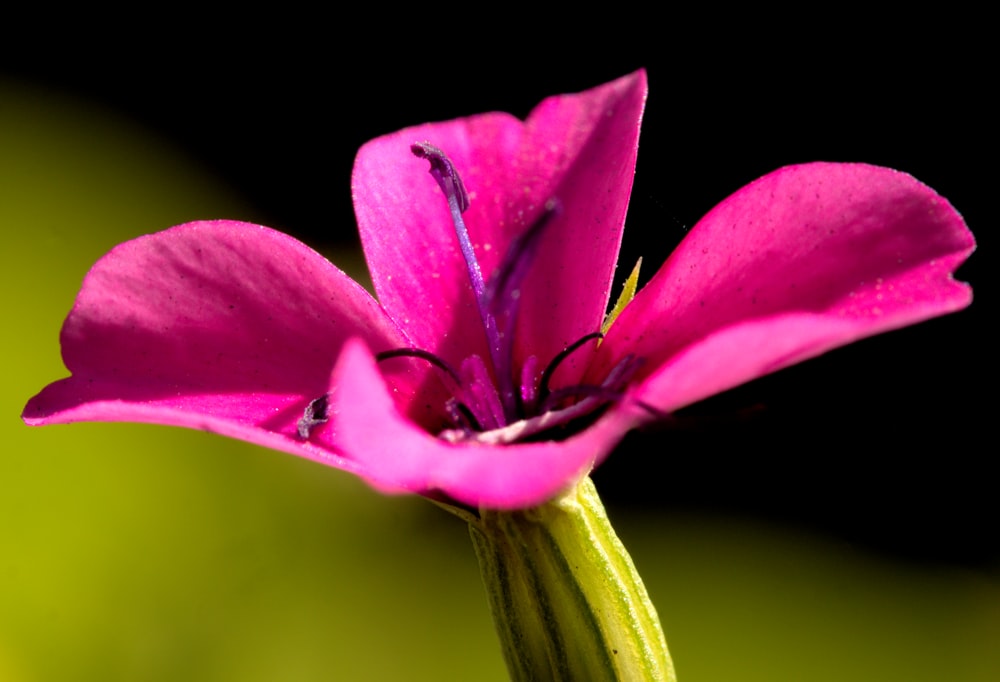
[538,331,604,400]
[412,142,562,427]
[411,143,486,304]
[376,347,462,386]
[410,142,470,212]
[399,144,649,445]
[535,354,644,416]
[485,199,561,320]
[601,353,646,393]
[445,398,483,434]
[460,355,506,431]
[412,143,508,415]
[483,198,561,421]
[444,354,650,446]
[537,352,644,415]
[297,394,330,439]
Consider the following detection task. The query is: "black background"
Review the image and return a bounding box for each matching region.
[5,19,992,569]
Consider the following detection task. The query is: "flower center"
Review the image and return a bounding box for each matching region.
[380,144,643,444]
[298,144,643,445]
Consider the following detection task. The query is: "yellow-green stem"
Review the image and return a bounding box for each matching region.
[468,476,675,682]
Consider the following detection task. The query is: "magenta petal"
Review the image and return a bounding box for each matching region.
[23,385,370,478]
[24,221,441,438]
[353,112,520,368]
[513,71,647,383]
[632,313,895,412]
[598,163,974,412]
[322,339,638,509]
[353,71,647,381]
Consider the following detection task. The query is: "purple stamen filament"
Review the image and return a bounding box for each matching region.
[410,142,506,410]
[377,347,461,385]
[484,197,560,421]
[537,332,604,402]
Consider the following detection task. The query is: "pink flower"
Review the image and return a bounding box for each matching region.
[23,71,974,509]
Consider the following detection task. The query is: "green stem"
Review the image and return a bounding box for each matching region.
[468,476,675,682]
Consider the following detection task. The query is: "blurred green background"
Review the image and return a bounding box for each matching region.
[3,33,996,682]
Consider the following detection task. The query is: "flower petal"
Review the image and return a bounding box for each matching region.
[352,71,647,384]
[24,221,447,438]
[319,339,639,509]
[631,313,899,412]
[514,71,647,383]
[597,163,974,412]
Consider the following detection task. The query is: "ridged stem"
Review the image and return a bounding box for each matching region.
[468,476,675,682]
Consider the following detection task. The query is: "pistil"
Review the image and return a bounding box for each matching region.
[412,143,558,424]
[410,144,506,400]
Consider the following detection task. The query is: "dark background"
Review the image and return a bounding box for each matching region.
[5,23,992,569]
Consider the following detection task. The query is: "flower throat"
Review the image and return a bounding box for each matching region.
[302,144,642,445]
